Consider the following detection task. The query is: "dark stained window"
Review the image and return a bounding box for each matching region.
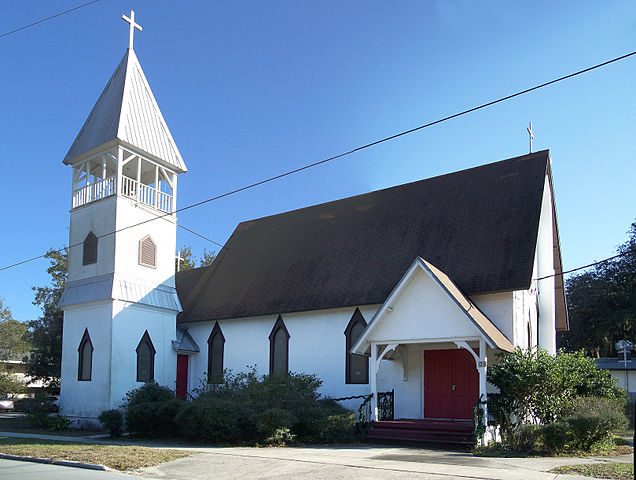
[345,308,369,384]
[269,315,289,375]
[82,231,98,265]
[136,330,156,382]
[207,322,225,383]
[139,236,156,268]
[78,328,93,381]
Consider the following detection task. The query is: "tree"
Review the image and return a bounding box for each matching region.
[0,299,32,362]
[558,220,636,357]
[200,248,216,267]
[27,248,67,387]
[176,245,197,271]
[176,245,216,271]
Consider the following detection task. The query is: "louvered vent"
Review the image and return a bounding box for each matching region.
[139,236,157,268]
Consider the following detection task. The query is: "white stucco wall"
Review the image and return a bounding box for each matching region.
[110,301,177,407]
[184,305,379,410]
[471,292,514,344]
[59,301,113,422]
[536,173,557,354]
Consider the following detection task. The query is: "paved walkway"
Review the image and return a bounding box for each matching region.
[1,430,633,480]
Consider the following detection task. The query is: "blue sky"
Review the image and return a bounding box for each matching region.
[1,1,635,322]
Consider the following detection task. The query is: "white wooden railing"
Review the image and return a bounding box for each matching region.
[72,176,116,209]
[120,176,173,213]
[72,175,172,213]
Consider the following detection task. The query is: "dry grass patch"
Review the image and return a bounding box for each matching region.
[0,437,192,470]
[550,463,634,480]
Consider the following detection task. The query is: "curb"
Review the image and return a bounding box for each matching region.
[0,453,109,471]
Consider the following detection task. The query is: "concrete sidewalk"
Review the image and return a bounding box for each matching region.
[1,431,632,480]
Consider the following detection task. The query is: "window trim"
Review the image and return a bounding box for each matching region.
[344,307,369,384]
[136,330,156,382]
[268,315,290,375]
[82,231,98,265]
[207,321,225,383]
[138,235,157,268]
[77,328,93,381]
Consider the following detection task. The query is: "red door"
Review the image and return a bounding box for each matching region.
[176,354,188,399]
[424,349,478,420]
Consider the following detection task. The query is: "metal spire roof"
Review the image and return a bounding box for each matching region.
[63,48,187,172]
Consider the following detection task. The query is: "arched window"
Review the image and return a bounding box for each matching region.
[136,330,156,382]
[344,308,368,384]
[78,328,93,381]
[269,315,290,375]
[138,235,156,268]
[207,322,225,383]
[82,231,98,265]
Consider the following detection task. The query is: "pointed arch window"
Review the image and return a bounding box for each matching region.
[269,315,290,375]
[207,322,225,384]
[82,231,98,265]
[78,328,93,381]
[345,308,369,384]
[139,235,157,268]
[136,330,156,382]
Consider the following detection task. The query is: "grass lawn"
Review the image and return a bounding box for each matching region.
[549,463,634,480]
[0,437,192,471]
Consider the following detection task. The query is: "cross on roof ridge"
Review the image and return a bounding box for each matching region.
[122,10,142,50]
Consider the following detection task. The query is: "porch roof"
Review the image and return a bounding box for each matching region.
[352,257,515,354]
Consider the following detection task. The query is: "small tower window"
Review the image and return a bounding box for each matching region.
[139,236,157,268]
[78,328,93,381]
[207,322,225,384]
[345,308,369,384]
[136,330,156,382]
[82,231,98,265]
[269,315,290,375]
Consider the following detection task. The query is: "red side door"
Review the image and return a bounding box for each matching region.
[424,349,478,420]
[176,354,188,399]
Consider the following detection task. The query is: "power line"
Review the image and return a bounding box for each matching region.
[1,48,636,273]
[535,247,636,281]
[0,1,102,39]
[177,224,225,248]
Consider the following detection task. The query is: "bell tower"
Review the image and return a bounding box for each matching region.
[58,11,187,427]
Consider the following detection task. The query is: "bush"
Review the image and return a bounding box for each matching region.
[539,422,571,454]
[98,409,123,437]
[175,398,244,444]
[565,397,628,451]
[124,382,175,408]
[186,369,356,444]
[127,399,184,438]
[488,347,626,440]
[514,423,540,451]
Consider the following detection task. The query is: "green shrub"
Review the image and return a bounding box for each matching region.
[49,415,73,431]
[175,398,244,444]
[514,423,540,451]
[98,409,123,437]
[539,422,571,454]
[256,408,296,439]
[126,399,184,438]
[565,397,628,451]
[124,382,175,408]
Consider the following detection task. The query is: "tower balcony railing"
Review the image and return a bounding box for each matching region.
[72,176,116,209]
[72,175,173,213]
[120,176,173,213]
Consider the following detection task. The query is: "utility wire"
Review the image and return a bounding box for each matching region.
[534,247,636,281]
[177,224,225,248]
[1,48,636,273]
[0,1,102,39]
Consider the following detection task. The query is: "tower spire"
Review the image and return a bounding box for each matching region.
[122,10,142,50]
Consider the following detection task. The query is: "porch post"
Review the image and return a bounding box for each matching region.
[478,339,488,427]
[370,343,378,421]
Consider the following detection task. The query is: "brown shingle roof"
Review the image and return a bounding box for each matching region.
[177,150,550,323]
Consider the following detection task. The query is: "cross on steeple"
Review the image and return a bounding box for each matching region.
[122,10,142,50]
[527,122,534,153]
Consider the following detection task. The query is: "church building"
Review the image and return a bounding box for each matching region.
[58,12,567,432]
